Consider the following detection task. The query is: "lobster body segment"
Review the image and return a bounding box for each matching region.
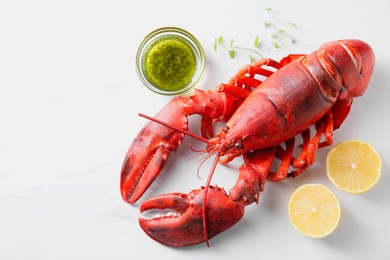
[121,39,375,247]
[217,59,336,155]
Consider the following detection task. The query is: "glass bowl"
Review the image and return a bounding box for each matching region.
[136,27,205,95]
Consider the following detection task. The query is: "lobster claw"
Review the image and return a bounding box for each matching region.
[120,97,187,203]
[139,186,246,247]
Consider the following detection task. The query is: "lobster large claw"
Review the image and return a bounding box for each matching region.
[120,97,187,203]
[139,186,246,247]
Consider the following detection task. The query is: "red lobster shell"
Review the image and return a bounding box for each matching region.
[120,39,375,247]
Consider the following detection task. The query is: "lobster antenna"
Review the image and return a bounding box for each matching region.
[138,113,210,144]
[139,112,219,247]
[188,143,208,153]
[202,153,220,247]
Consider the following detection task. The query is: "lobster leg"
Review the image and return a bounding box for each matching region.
[287,99,351,178]
[294,128,311,168]
[188,88,247,139]
[304,120,325,166]
[288,114,332,178]
[268,109,336,181]
[330,99,353,130]
[230,146,278,203]
[319,110,334,148]
[267,138,296,182]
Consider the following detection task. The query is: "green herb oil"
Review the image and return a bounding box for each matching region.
[142,35,197,91]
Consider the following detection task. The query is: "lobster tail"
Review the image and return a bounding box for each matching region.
[319,39,375,100]
[339,39,375,97]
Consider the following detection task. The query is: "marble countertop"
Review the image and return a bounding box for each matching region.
[1,0,389,259]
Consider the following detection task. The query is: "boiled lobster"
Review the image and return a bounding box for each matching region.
[121,39,375,247]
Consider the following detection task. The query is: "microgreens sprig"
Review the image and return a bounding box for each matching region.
[213,36,223,51]
[267,22,297,50]
[214,37,266,61]
[213,8,298,64]
[264,7,273,27]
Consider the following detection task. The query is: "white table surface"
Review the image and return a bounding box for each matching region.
[1,0,389,259]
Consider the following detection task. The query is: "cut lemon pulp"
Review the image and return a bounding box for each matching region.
[288,184,341,238]
[326,140,381,194]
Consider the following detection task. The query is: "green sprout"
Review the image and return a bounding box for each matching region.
[213,8,298,63]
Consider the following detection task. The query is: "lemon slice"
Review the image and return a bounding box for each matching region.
[288,184,341,238]
[326,140,381,194]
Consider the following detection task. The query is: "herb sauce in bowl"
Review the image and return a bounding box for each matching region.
[136,27,205,95]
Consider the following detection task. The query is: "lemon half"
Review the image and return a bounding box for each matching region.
[326,140,381,194]
[288,184,341,238]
